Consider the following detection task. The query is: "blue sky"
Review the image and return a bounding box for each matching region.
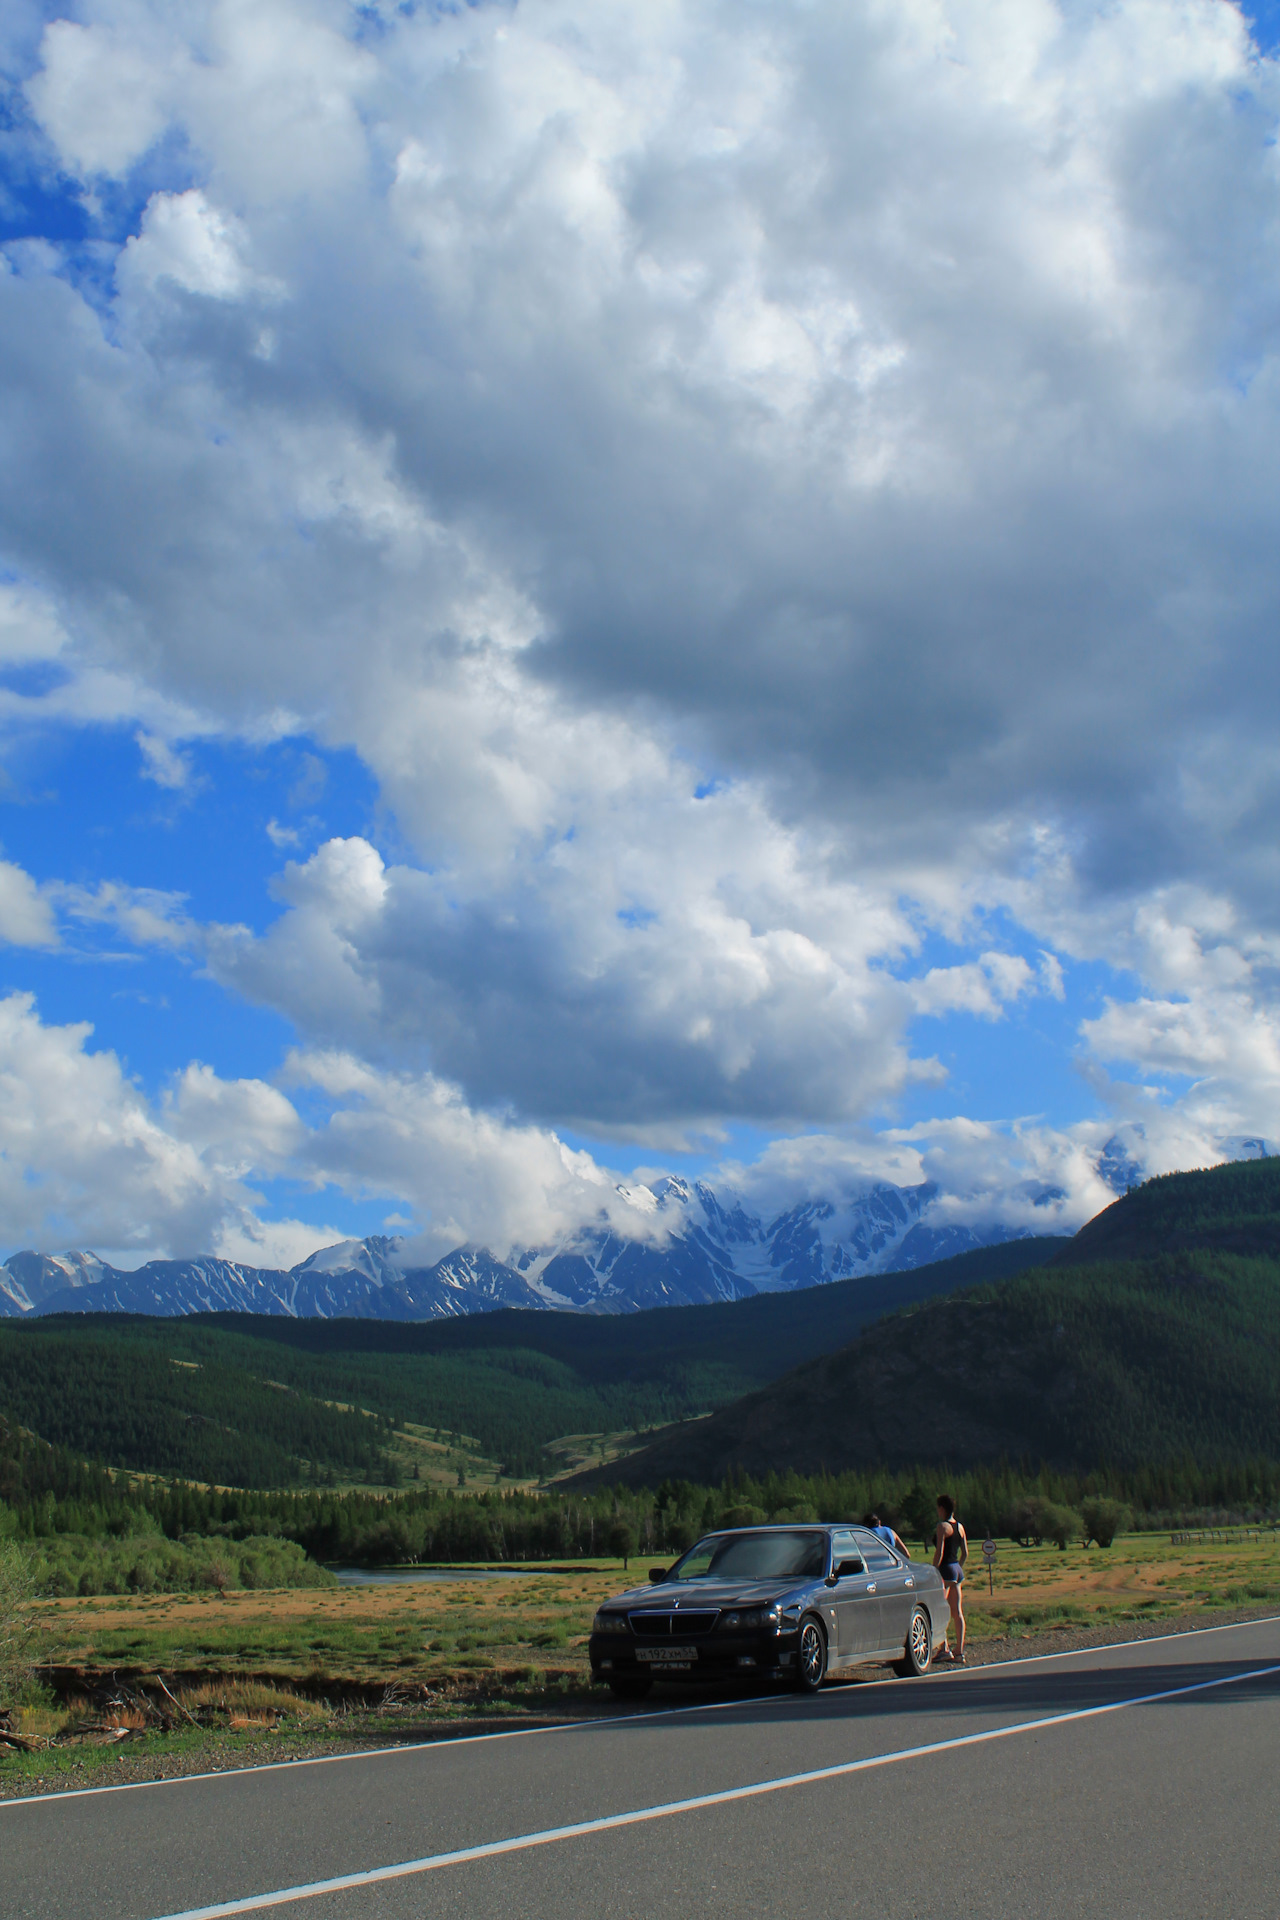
[0,0,1278,1267]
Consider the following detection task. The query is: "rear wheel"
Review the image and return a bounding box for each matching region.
[893,1606,932,1678]
[608,1675,653,1701]
[795,1615,828,1693]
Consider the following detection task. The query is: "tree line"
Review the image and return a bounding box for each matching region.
[3,1416,1277,1574]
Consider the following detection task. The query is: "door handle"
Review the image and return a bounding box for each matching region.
[865,1582,876,1593]
[905,1578,914,1588]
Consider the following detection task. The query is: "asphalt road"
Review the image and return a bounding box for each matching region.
[4,1616,1279,1920]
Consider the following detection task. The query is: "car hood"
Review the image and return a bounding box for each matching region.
[602,1578,812,1611]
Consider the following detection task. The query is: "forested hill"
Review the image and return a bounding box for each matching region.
[193,1234,1064,1378]
[0,1237,1060,1488]
[583,1159,1280,1486]
[1052,1157,1280,1265]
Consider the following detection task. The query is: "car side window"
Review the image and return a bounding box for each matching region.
[830,1530,862,1575]
[860,1542,899,1573]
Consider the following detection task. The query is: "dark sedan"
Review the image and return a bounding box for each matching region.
[589,1524,947,1698]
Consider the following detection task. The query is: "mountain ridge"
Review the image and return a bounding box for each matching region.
[0,1174,1041,1322]
[574,1157,1280,1485]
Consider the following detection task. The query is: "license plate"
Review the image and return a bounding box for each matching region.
[636,1646,699,1662]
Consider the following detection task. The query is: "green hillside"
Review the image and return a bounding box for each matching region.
[195,1234,1063,1379]
[584,1160,1280,1486]
[1052,1158,1280,1264]
[0,1237,1061,1487]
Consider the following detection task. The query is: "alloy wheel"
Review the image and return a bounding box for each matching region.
[910,1609,930,1670]
[797,1617,827,1691]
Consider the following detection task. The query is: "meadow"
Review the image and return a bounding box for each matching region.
[955,1525,1280,1639]
[3,1527,1277,1795]
[33,1528,1280,1686]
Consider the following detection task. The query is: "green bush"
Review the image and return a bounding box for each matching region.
[25,1533,336,1597]
[1040,1503,1082,1551]
[0,1541,38,1710]
[1080,1498,1132,1548]
[1008,1496,1049,1546]
[721,1504,768,1528]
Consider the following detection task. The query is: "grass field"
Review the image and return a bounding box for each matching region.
[28,1529,1280,1686]
[955,1526,1280,1640]
[4,1530,1278,1794]
[34,1565,615,1688]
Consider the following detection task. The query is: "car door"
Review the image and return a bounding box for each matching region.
[859,1538,914,1650]
[829,1529,880,1660]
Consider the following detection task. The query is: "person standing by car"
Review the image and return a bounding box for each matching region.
[865,1512,911,1558]
[932,1494,967,1663]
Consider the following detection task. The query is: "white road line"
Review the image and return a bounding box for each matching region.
[3,1610,1278,1811]
[150,1661,1280,1920]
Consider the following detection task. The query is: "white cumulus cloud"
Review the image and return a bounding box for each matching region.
[0,0,1277,1250]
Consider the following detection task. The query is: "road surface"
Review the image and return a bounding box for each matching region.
[4,1615,1278,1920]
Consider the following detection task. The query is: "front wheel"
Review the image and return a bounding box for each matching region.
[608,1675,652,1701]
[795,1615,828,1693]
[893,1606,932,1678]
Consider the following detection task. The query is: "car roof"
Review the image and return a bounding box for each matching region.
[700,1523,866,1533]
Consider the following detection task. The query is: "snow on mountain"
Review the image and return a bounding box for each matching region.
[0,1176,1023,1322]
[511,1174,1021,1311]
[291,1236,406,1288]
[2,1249,111,1308]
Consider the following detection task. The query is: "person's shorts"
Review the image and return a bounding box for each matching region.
[941,1562,964,1585]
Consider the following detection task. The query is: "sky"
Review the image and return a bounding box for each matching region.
[1,0,1280,1270]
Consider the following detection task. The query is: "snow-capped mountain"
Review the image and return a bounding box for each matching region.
[511,1176,998,1310]
[0,1176,1024,1322]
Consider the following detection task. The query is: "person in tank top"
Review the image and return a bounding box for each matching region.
[932,1493,967,1663]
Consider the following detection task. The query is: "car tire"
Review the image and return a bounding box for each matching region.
[608,1676,653,1701]
[795,1615,828,1693]
[893,1606,932,1678]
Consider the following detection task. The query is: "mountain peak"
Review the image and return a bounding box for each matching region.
[0,1177,1027,1323]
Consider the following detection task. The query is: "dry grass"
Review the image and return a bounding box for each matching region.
[955,1528,1280,1639]
[19,1533,1280,1697]
[178,1680,328,1720]
[30,1562,639,1691]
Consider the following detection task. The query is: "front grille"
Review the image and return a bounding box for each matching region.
[628,1609,719,1637]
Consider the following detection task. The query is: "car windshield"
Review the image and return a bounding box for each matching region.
[667,1530,828,1582]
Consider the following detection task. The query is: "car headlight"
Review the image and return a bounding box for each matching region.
[719,1605,780,1631]
[592,1611,630,1634]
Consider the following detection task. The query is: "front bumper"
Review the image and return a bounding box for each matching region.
[589,1628,799,1683]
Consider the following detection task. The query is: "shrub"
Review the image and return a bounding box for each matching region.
[1081,1498,1132,1548]
[1040,1504,1082,1551]
[1008,1496,1048,1546]
[0,1541,37,1710]
[26,1533,336,1597]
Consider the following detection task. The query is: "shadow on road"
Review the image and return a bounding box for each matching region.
[585,1646,1280,1743]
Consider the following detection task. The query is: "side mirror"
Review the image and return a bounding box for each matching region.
[649,1567,669,1584]
[837,1558,865,1578]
